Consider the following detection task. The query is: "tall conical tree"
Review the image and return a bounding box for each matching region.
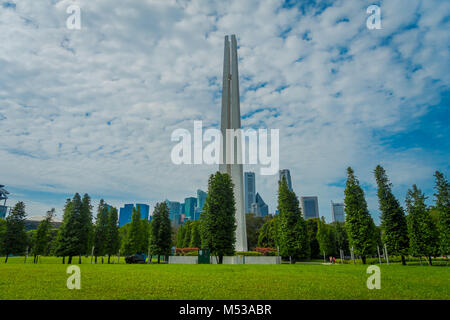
[277,176,309,263]
[183,221,192,248]
[344,167,377,264]
[200,172,236,264]
[406,185,439,265]
[93,199,109,263]
[31,208,54,263]
[79,194,93,257]
[149,202,172,263]
[374,165,409,265]
[67,193,83,264]
[190,221,201,248]
[123,206,142,256]
[54,199,73,263]
[433,171,449,256]
[105,207,120,263]
[3,201,27,263]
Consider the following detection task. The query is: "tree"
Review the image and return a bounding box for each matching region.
[245,214,266,250]
[78,194,93,258]
[176,224,185,248]
[105,207,120,263]
[31,208,54,263]
[122,206,142,256]
[306,218,320,259]
[257,215,278,248]
[189,221,201,248]
[331,221,349,256]
[54,199,73,263]
[149,202,172,263]
[3,202,28,263]
[66,193,83,264]
[344,167,377,264]
[183,221,192,248]
[317,217,333,260]
[277,177,309,263]
[93,199,109,263]
[200,172,236,264]
[406,185,439,265]
[0,219,6,255]
[433,171,449,256]
[374,165,409,265]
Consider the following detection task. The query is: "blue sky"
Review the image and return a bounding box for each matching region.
[0,0,449,224]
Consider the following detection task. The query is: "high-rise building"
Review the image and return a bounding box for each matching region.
[279,169,293,191]
[253,192,269,218]
[219,35,247,251]
[331,201,345,223]
[118,203,149,227]
[0,184,9,219]
[165,200,181,226]
[300,196,319,220]
[197,189,208,211]
[184,197,197,221]
[244,172,256,214]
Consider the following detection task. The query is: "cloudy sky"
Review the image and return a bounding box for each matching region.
[0,0,449,223]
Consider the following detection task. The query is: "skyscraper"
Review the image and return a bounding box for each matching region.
[300,196,319,220]
[244,172,256,214]
[254,192,269,218]
[118,203,150,227]
[165,200,181,226]
[184,197,197,221]
[219,35,247,252]
[279,169,293,191]
[197,189,208,212]
[331,201,345,223]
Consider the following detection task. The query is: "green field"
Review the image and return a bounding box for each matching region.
[0,256,448,300]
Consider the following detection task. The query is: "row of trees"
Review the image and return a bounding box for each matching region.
[254,167,448,264]
[1,167,448,265]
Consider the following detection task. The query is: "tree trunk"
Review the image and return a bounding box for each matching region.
[219,255,223,264]
[108,255,111,264]
[62,256,65,264]
[361,256,366,264]
[68,256,72,264]
[95,256,97,264]
[34,254,37,264]
[5,254,8,263]
[428,256,432,266]
[157,255,161,264]
[401,255,406,266]
[102,257,104,264]
[79,255,81,264]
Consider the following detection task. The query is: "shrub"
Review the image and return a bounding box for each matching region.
[255,247,277,256]
[175,248,199,256]
[235,251,262,256]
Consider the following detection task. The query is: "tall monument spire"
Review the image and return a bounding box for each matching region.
[220,35,247,252]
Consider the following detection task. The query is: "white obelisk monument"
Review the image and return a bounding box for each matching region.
[219,35,248,252]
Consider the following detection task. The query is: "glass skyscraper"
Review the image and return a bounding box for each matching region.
[197,189,207,212]
[244,172,256,214]
[118,203,150,227]
[254,192,269,217]
[279,169,293,191]
[184,197,197,221]
[300,196,319,220]
[331,201,345,223]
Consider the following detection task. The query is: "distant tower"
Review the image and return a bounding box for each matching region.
[244,172,256,214]
[300,196,320,220]
[331,201,345,223]
[279,169,293,191]
[219,35,247,252]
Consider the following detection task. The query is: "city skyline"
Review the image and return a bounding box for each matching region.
[1,1,448,226]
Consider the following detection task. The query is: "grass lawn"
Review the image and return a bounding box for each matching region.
[0,256,448,300]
